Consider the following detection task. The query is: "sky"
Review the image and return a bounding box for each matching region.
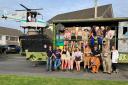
[0,0,128,31]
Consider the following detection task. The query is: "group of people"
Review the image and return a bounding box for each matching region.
[55,26,115,57]
[46,26,119,74]
[46,44,119,74]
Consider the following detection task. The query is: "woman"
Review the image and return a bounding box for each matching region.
[111,46,119,73]
[70,48,75,71]
[74,48,83,72]
[64,29,71,40]
[89,31,95,48]
[71,29,76,41]
[83,29,89,42]
[77,29,82,41]
[97,28,103,51]
[61,46,67,71]
[83,45,92,72]
[66,48,72,71]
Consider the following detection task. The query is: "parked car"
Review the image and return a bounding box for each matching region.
[6,45,20,53]
[0,45,7,54]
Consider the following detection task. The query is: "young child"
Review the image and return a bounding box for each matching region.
[111,46,119,73]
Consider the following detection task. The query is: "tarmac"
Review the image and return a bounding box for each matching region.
[0,54,128,81]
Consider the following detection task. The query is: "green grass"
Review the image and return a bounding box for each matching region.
[0,75,127,85]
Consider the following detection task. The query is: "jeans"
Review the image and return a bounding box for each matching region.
[54,59,61,70]
[47,57,52,71]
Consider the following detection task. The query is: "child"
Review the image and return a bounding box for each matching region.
[111,46,119,73]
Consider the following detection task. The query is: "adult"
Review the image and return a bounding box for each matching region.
[102,42,112,74]
[95,26,99,35]
[97,27,103,51]
[74,48,83,72]
[83,45,92,72]
[77,28,82,41]
[111,46,119,73]
[69,48,75,71]
[92,26,97,36]
[53,47,61,71]
[101,26,107,37]
[89,31,95,48]
[61,46,67,71]
[46,46,53,71]
[64,28,71,40]
[66,48,72,71]
[71,29,76,41]
[105,27,115,50]
[83,29,89,42]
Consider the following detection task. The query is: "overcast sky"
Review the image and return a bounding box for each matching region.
[0,0,128,30]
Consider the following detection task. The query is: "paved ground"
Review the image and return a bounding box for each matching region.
[0,54,128,81]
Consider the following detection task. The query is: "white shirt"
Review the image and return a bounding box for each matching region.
[112,50,119,63]
[66,51,71,58]
[74,51,83,60]
[28,16,32,22]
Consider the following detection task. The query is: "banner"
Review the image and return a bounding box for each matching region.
[118,53,128,63]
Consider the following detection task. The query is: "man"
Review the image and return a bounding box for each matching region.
[53,47,61,71]
[46,46,53,71]
[102,42,112,74]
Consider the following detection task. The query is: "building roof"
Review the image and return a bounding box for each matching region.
[0,26,23,36]
[48,4,113,23]
[53,17,128,23]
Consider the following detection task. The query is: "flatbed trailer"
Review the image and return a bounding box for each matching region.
[52,17,128,63]
[19,34,52,66]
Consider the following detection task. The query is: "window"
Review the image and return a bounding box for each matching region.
[10,37,16,41]
[123,27,128,35]
[6,36,18,41]
[6,36,10,40]
[10,36,18,41]
[15,37,18,41]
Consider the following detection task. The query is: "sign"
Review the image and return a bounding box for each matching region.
[118,53,128,63]
[56,34,64,46]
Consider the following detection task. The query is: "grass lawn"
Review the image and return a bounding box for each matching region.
[0,75,128,85]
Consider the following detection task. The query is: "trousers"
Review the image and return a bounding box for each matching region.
[102,56,112,73]
[46,57,52,71]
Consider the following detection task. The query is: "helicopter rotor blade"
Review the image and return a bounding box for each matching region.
[29,8,43,10]
[20,4,30,10]
[15,10,26,11]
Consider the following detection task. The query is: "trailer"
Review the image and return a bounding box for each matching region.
[52,17,128,63]
[20,34,52,66]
